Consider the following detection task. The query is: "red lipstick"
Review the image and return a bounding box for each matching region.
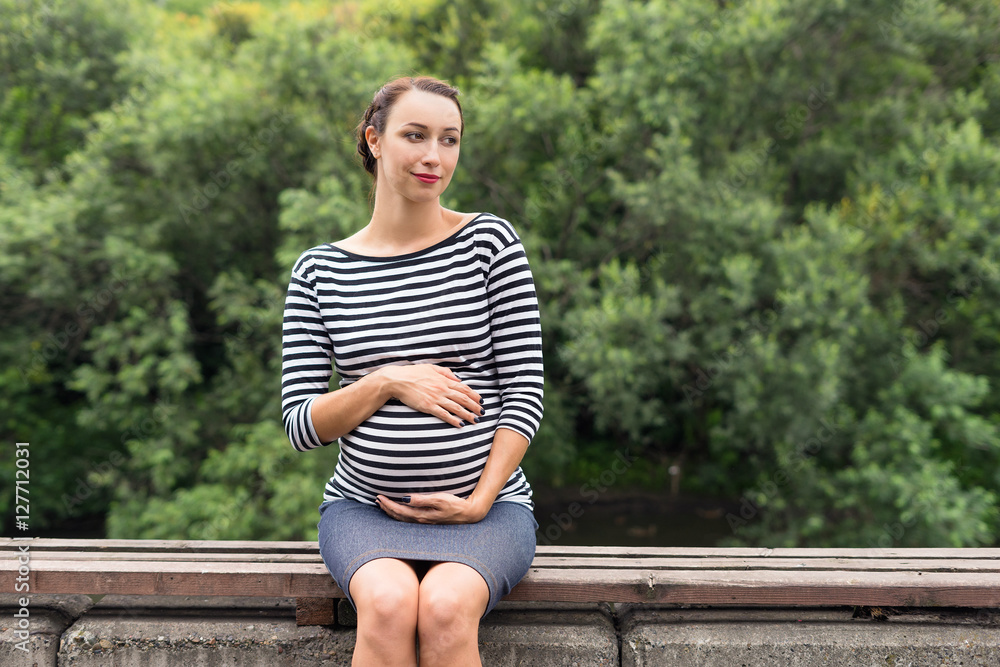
[414,173,440,184]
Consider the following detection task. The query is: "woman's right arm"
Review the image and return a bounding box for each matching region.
[281,254,483,451]
[281,255,338,451]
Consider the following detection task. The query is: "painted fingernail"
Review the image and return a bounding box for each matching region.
[479,398,484,404]
[474,417,481,424]
[400,496,411,504]
[459,420,466,427]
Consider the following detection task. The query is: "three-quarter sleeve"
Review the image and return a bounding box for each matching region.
[281,253,335,452]
[486,235,545,442]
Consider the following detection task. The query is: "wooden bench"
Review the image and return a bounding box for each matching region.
[3,539,999,626]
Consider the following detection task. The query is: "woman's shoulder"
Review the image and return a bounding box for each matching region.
[289,242,340,277]
[461,211,523,247]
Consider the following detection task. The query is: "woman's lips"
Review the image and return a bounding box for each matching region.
[414,173,440,184]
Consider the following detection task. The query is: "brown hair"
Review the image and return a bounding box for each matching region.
[355,76,464,179]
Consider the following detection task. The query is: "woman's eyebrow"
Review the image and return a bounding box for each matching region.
[401,122,460,133]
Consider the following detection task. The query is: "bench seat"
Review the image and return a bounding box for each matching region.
[3,539,999,626]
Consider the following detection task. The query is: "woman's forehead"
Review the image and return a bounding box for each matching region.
[387,89,462,129]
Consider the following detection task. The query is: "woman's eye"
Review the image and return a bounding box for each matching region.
[406,132,423,140]
[443,136,458,146]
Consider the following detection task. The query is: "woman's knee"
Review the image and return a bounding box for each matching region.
[417,564,489,634]
[351,559,419,625]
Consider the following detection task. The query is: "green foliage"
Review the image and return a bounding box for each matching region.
[3,0,999,547]
[0,0,143,175]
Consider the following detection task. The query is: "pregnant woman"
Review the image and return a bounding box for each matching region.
[281,76,544,666]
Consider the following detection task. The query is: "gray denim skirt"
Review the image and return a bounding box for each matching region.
[317,498,538,618]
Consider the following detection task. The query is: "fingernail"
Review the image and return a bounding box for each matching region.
[479,398,484,404]
[400,496,411,504]
[474,417,481,424]
[459,420,466,427]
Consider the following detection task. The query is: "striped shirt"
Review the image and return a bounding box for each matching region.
[281,213,543,510]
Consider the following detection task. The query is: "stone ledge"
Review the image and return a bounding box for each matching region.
[481,605,619,666]
[1,609,67,667]
[6,595,1000,666]
[620,606,1000,666]
[42,598,618,666]
[1,596,95,667]
[0,594,96,623]
[58,615,354,666]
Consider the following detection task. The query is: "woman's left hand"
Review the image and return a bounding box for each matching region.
[376,493,489,524]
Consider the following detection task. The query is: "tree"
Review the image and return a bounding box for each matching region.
[3,0,998,547]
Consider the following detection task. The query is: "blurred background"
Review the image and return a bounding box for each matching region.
[1,0,998,548]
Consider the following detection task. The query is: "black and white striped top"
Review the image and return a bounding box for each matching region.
[281,213,543,510]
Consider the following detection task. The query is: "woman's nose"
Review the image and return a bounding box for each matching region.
[422,144,440,165]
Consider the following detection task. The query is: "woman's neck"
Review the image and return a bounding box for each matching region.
[370,197,446,240]
[355,193,462,256]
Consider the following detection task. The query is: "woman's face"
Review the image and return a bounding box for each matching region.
[367,89,462,205]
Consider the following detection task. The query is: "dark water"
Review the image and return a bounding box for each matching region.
[532,489,735,548]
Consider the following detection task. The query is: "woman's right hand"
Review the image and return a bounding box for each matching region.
[376,364,484,428]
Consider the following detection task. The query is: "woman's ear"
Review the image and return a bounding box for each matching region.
[365,126,380,159]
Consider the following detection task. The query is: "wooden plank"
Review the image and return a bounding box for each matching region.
[0,559,332,576]
[534,546,1000,558]
[540,546,775,557]
[755,548,1000,559]
[528,556,1000,571]
[541,546,998,559]
[20,551,1000,573]
[25,551,323,563]
[5,538,1000,561]
[0,538,993,557]
[4,561,342,598]
[295,597,336,626]
[0,538,318,553]
[5,538,1000,610]
[541,546,1000,559]
[3,539,755,556]
[4,558,1000,607]
[509,568,1000,607]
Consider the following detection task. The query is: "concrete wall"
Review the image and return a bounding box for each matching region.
[2,594,998,666]
[620,607,1000,666]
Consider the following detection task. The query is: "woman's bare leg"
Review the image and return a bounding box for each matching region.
[415,562,490,667]
[349,558,420,667]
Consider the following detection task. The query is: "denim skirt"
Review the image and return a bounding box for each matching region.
[317,498,538,618]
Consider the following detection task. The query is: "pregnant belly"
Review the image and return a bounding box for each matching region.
[336,398,499,500]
